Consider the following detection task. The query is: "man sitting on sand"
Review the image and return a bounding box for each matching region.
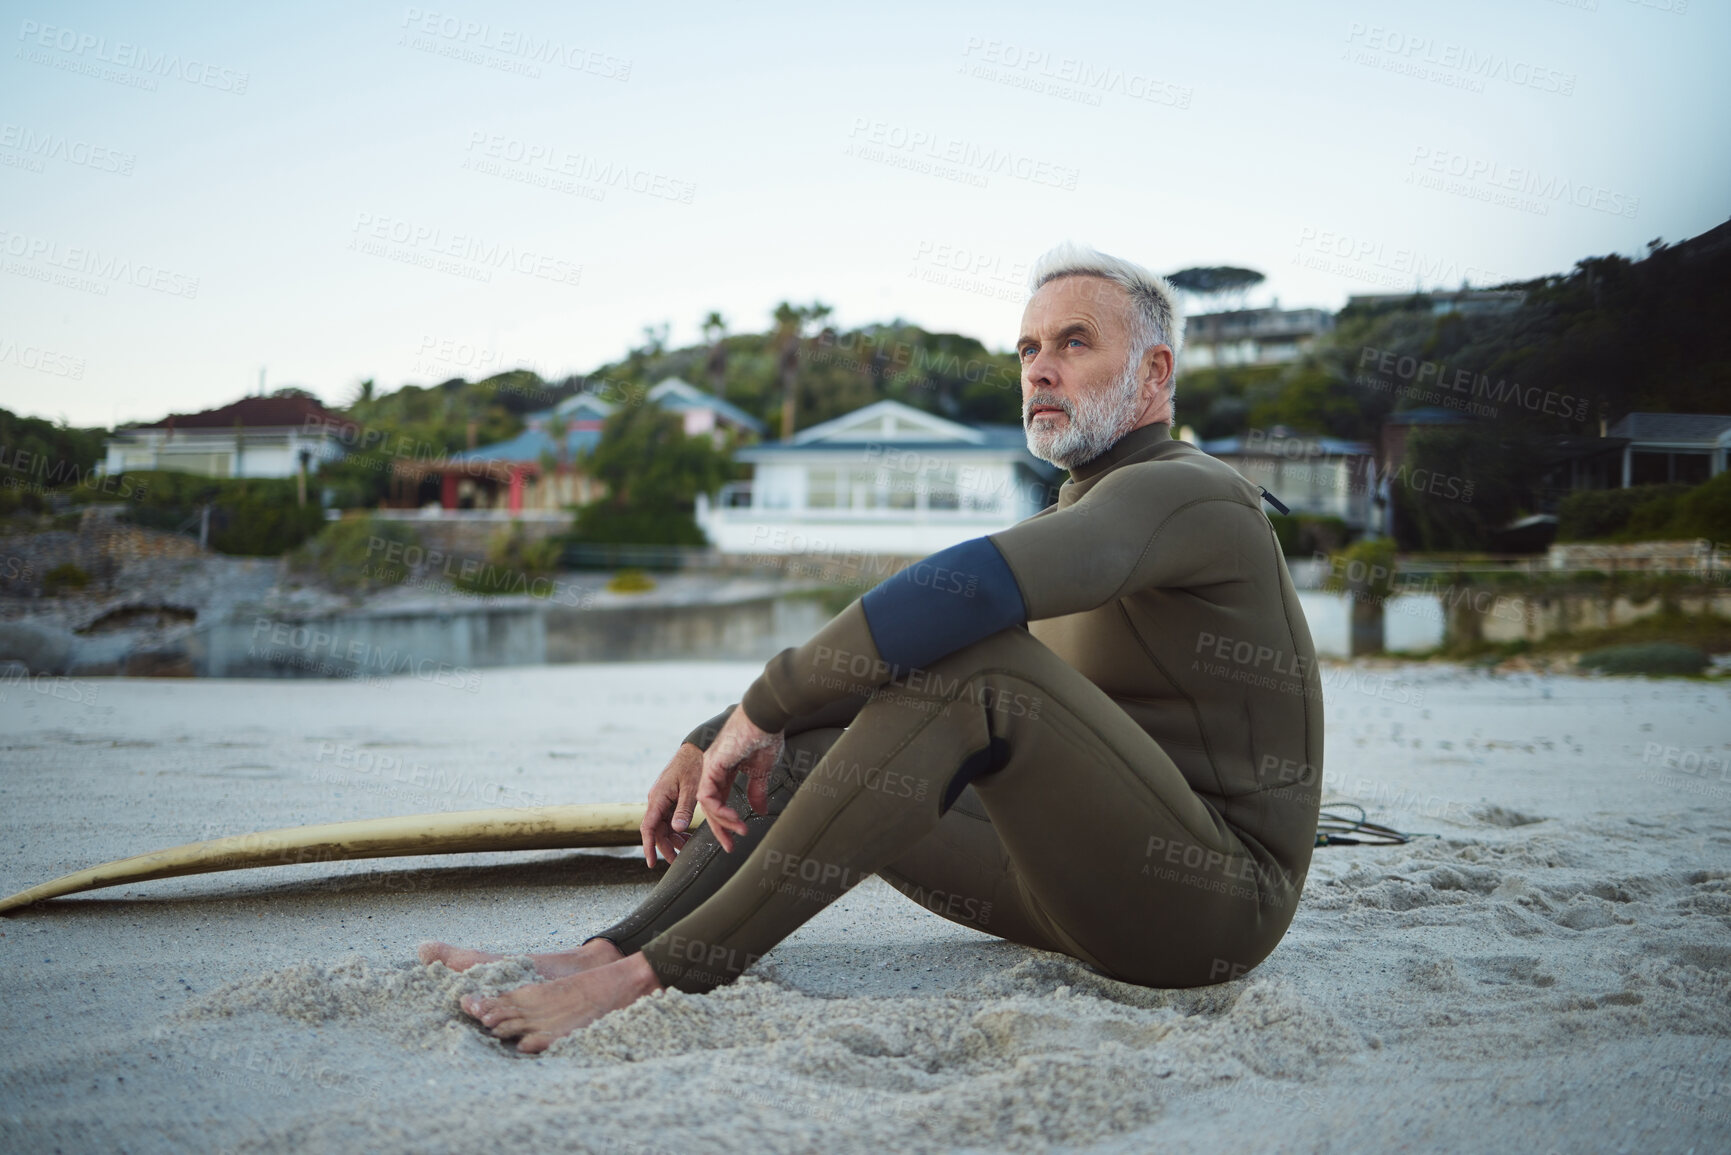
[422,243,1324,1053]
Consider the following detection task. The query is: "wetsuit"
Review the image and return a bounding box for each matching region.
[594,423,1323,992]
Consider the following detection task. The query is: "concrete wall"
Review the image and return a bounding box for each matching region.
[184,593,832,679]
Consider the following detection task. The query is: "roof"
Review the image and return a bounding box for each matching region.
[1606,412,1731,445]
[647,377,766,434]
[1202,434,1372,457]
[742,399,1037,462]
[449,423,603,464]
[130,394,351,432]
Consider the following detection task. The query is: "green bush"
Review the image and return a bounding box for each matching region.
[606,568,656,593]
[1578,642,1708,676]
[453,522,562,596]
[1268,514,1350,558]
[1558,475,1731,543]
[110,471,327,556]
[1324,537,1398,598]
[291,516,419,591]
[42,562,91,595]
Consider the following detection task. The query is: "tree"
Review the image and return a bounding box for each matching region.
[702,311,729,398]
[773,300,832,438]
[572,401,732,545]
[1168,266,1266,312]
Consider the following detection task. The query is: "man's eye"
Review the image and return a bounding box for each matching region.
[1019,345,1037,357]
[1067,337,1085,348]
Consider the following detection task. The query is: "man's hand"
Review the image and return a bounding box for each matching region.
[697,708,785,853]
[640,742,706,868]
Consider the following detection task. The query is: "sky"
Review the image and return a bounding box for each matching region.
[2,0,1726,429]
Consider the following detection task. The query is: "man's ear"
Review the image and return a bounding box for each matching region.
[1144,345,1174,393]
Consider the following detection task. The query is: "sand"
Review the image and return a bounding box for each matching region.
[1,662,1728,1154]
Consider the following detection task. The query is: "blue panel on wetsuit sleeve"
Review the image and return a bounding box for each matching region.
[860,537,1027,670]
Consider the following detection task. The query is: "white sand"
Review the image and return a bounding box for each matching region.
[1,662,1728,1154]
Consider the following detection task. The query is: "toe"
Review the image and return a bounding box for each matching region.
[418,942,448,966]
[517,1033,555,1054]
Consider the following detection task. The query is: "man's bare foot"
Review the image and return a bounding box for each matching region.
[418,937,623,979]
[460,953,662,1053]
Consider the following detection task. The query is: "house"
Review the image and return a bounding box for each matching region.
[1180,307,1335,371]
[397,377,765,514]
[645,377,767,440]
[1605,412,1731,487]
[103,394,353,479]
[1200,429,1376,528]
[697,399,1058,558]
[1345,289,1527,317]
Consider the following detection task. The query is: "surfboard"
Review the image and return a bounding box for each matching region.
[0,802,700,914]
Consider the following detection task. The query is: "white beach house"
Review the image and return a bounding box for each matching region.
[698,399,1058,557]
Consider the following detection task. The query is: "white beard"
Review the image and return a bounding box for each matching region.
[1023,354,1146,470]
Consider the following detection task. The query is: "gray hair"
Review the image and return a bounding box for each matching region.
[1028,243,1184,419]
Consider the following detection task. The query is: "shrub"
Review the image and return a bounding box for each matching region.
[1268,514,1350,557]
[42,562,91,595]
[1558,474,1731,544]
[1578,642,1708,676]
[1324,537,1397,599]
[291,516,419,591]
[606,568,656,593]
[453,522,562,595]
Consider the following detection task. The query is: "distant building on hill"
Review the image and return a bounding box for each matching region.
[1345,288,1527,316]
[103,394,353,479]
[1180,307,1335,371]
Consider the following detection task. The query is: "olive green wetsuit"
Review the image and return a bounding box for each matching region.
[595,423,1323,991]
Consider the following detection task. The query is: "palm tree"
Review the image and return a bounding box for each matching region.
[773,301,833,439]
[702,311,728,398]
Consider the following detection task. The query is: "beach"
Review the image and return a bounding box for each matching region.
[1,661,1728,1154]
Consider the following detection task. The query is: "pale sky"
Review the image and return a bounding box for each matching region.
[2,0,1726,428]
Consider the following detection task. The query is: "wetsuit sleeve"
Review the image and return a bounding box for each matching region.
[986,464,1266,621]
[736,463,1261,732]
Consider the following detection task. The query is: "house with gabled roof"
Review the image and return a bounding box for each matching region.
[698,398,1058,557]
[400,377,764,514]
[103,394,354,479]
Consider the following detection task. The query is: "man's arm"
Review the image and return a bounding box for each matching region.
[680,694,871,752]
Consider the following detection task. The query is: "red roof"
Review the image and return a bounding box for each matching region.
[135,394,355,433]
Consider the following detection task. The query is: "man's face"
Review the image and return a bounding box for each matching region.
[1016,275,1157,470]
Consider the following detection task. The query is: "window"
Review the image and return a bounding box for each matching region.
[807,468,839,509]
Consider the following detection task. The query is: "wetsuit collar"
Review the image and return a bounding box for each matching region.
[1068,422,1173,483]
